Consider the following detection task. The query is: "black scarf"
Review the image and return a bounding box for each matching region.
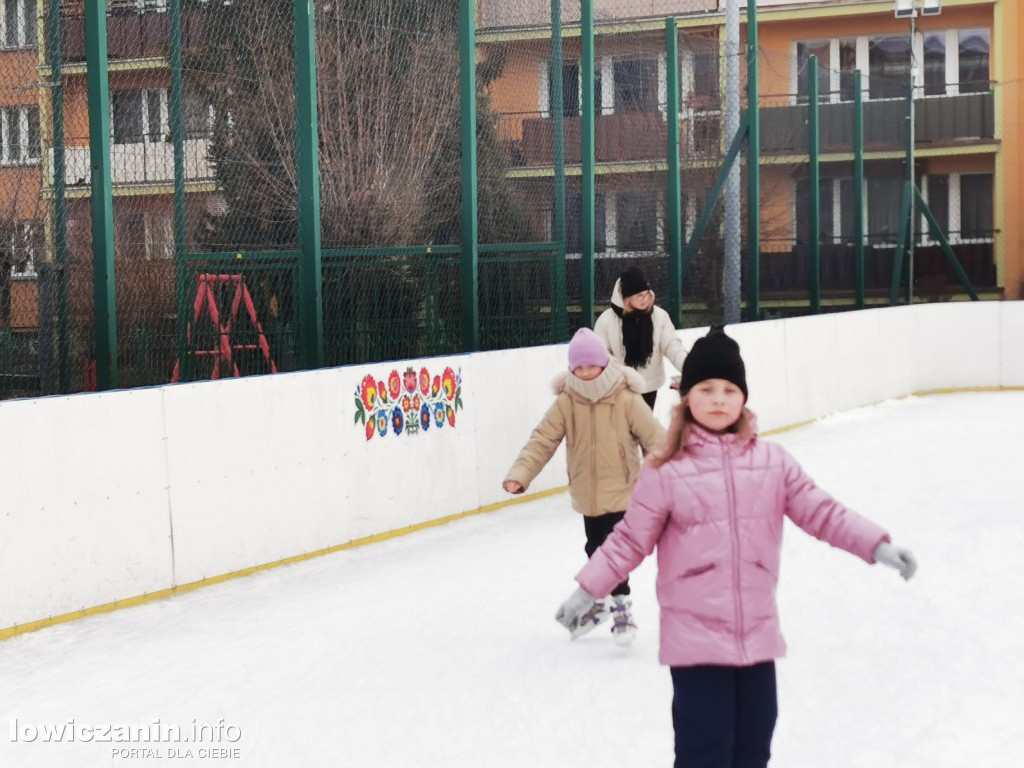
[612,304,654,369]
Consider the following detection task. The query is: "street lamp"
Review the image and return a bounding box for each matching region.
[893,0,944,304]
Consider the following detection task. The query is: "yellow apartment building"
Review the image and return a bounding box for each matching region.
[479,0,1023,306]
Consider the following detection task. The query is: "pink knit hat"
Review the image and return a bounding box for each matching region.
[567,328,609,371]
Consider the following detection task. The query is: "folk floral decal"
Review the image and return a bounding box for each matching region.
[354,365,463,441]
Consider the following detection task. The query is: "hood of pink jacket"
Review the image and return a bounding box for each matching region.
[576,414,890,667]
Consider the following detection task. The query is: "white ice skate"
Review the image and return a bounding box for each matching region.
[610,595,637,647]
[569,599,611,639]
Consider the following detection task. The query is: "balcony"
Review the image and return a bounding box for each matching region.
[59,8,205,62]
[760,91,995,155]
[47,139,214,189]
[478,0,717,30]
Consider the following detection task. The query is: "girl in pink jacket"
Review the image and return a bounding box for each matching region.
[555,327,917,768]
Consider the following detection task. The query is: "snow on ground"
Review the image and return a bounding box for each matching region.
[1,392,1021,767]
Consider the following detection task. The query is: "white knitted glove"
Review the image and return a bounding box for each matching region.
[873,541,918,581]
[554,587,597,631]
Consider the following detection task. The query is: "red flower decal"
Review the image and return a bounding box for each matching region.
[419,367,430,396]
[446,405,456,427]
[432,375,440,397]
[365,419,375,441]
[442,367,456,401]
[359,375,377,411]
[388,370,401,400]
[377,380,387,403]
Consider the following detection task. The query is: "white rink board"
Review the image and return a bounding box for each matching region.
[0,302,1021,630]
[0,388,173,628]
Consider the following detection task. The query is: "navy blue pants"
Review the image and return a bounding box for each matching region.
[583,512,629,596]
[670,662,777,768]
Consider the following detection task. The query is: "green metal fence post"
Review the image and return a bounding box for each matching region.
[47,0,69,392]
[854,70,865,310]
[551,0,567,341]
[890,181,913,305]
[745,0,760,322]
[808,55,821,315]
[460,0,480,351]
[84,0,119,390]
[682,113,749,275]
[294,0,324,368]
[665,17,682,328]
[581,0,595,327]
[169,0,188,382]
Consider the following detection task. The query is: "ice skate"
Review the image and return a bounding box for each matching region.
[610,595,637,647]
[568,599,611,639]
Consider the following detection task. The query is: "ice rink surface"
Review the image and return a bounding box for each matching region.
[1,392,1021,767]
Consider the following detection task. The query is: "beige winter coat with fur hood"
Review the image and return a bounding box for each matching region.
[504,363,666,517]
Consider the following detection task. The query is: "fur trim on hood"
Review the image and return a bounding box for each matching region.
[550,360,646,396]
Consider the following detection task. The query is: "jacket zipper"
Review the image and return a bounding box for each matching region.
[723,440,748,664]
[590,402,597,516]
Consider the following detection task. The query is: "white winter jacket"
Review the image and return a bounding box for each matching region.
[593,278,688,394]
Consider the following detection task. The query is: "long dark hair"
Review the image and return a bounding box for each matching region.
[612,304,654,368]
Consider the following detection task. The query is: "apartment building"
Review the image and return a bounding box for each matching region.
[0,0,218,393]
[480,0,1023,306]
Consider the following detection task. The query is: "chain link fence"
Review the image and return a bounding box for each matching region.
[0,0,1006,398]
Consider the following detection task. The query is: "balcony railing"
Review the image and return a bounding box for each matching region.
[501,90,993,168]
[59,7,205,62]
[478,0,718,30]
[48,138,214,188]
[760,91,995,154]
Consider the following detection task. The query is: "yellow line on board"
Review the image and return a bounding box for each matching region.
[0,486,568,642]
[4,385,1022,641]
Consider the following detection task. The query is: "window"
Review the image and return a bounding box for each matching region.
[796,177,854,245]
[112,89,167,144]
[958,29,990,94]
[838,39,857,101]
[613,57,657,114]
[923,33,946,96]
[616,192,658,252]
[924,174,949,236]
[5,220,41,278]
[0,106,40,165]
[144,212,174,260]
[867,177,905,241]
[796,41,830,102]
[869,36,911,99]
[692,47,719,100]
[960,173,992,240]
[566,192,606,254]
[184,89,214,139]
[0,0,35,50]
[548,62,580,118]
[543,60,601,118]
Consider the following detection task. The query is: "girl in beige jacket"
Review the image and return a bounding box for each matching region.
[503,328,665,646]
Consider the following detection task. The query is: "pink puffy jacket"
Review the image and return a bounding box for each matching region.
[576,413,890,667]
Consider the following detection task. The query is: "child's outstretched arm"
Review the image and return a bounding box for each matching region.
[503,399,567,495]
[574,464,671,597]
[779,446,915,575]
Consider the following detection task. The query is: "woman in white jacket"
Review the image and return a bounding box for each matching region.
[593,266,687,409]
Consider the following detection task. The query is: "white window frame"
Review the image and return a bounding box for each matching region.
[0,0,35,50]
[7,220,40,280]
[0,106,40,166]
[143,212,174,260]
[793,27,987,104]
[111,88,170,145]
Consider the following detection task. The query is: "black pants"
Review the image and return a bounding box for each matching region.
[670,662,777,768]
[642,390,658,410]
[583,512,629,596]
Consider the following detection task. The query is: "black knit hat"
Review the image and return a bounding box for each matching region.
[619,266,650,299]
[679,326,748,400]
